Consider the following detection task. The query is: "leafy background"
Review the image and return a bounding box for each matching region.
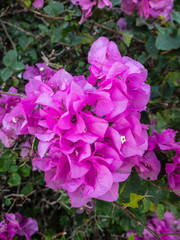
[0,0,180,239]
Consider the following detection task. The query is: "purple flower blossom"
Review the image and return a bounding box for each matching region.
[33,0,44,8]
[121,0,174,21]
[117,17,127,32]
[0,37,165,207]
[166,151,180,195]
[71,0,112,23]
[0,213,38,240]
[127,211,180,239]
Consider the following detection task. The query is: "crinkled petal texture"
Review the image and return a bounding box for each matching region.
[0,213,38,240]
[149,0,174,21]
[1,37,156,207]
[121,0,174,21]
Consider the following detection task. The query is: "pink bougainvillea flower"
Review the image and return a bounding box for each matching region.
[1,37,164,208]
[98,0,112,8]
[71,0,112,23]
[121,0,174,21]
[117,17,127,31]
[23,63,55,82]
[149,0,174,21]
[148,128,180,152]
[121,0,150,19]
[166,151,180,195]
[33,0,44,8]
[71,0,96,24]
[127,211,180,240]
[0,213,38,240]
[135,151,161,180]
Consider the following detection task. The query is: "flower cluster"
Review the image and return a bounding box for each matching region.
[121,0,174,21]
[127,211,180,240]
[71,0,112,24]
[0,212,38,240]
[148,127,180,194]
[0,37,155,207]
[1,37,179,207]
[32,0,174,23]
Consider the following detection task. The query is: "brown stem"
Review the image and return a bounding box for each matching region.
[87,20,144,43]
[0,20,16,50]
[87,20,123,36]
[113,202,161,240]
[147,179,180,195]
[1,20,42,38]
[19,0,64,20]
[0,91,26,98]
[159,233,180,236]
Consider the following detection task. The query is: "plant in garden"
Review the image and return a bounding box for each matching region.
[0,212,38,240]
[0,37,153,208]
[0,0,180,239]
[1,36,179,210]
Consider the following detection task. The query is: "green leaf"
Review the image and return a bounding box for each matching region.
[157,204,165,220]
[0,150,16,172]
[171,11,180,24]
[161,81,175,99]
[145,37,158,59]
[13,62,26,71]
[81,34,94,45]
[18,36,33,48]
[8,173,21,186]
[59,215,71,227]
[44,6,57,16]
[151,85,160,99]
[123,193,144,208]
[122,31,134,47]
[44,1,64,16]
[0,67,13,81]
[155,26,180,50]
[70,35,82,46]
[141,199,151,213]
[5,199,12,206]
[165,72,180,86]
[18,165,31,177]
[128,232,135,240]
[147,184,169,205]
[137,51,147,64]
[35,174,45,186]
[112,0,121,7]
[51,22,69,43]
[23,0,31,7]
[9,165,19,173]
[3,50,17,67]
[21,184,33,195]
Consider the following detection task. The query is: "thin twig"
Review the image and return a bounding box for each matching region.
[147,179,180,195]
[113,202,161,240]
[87,20,144,43]
[1,20,42,38]
[0,6,9,18]
[161,200,180,210]
[159,233,180,236]
[0,20,16,50]
[87,20,123,36]
[19,1,64,20]
[0,91,26,98]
